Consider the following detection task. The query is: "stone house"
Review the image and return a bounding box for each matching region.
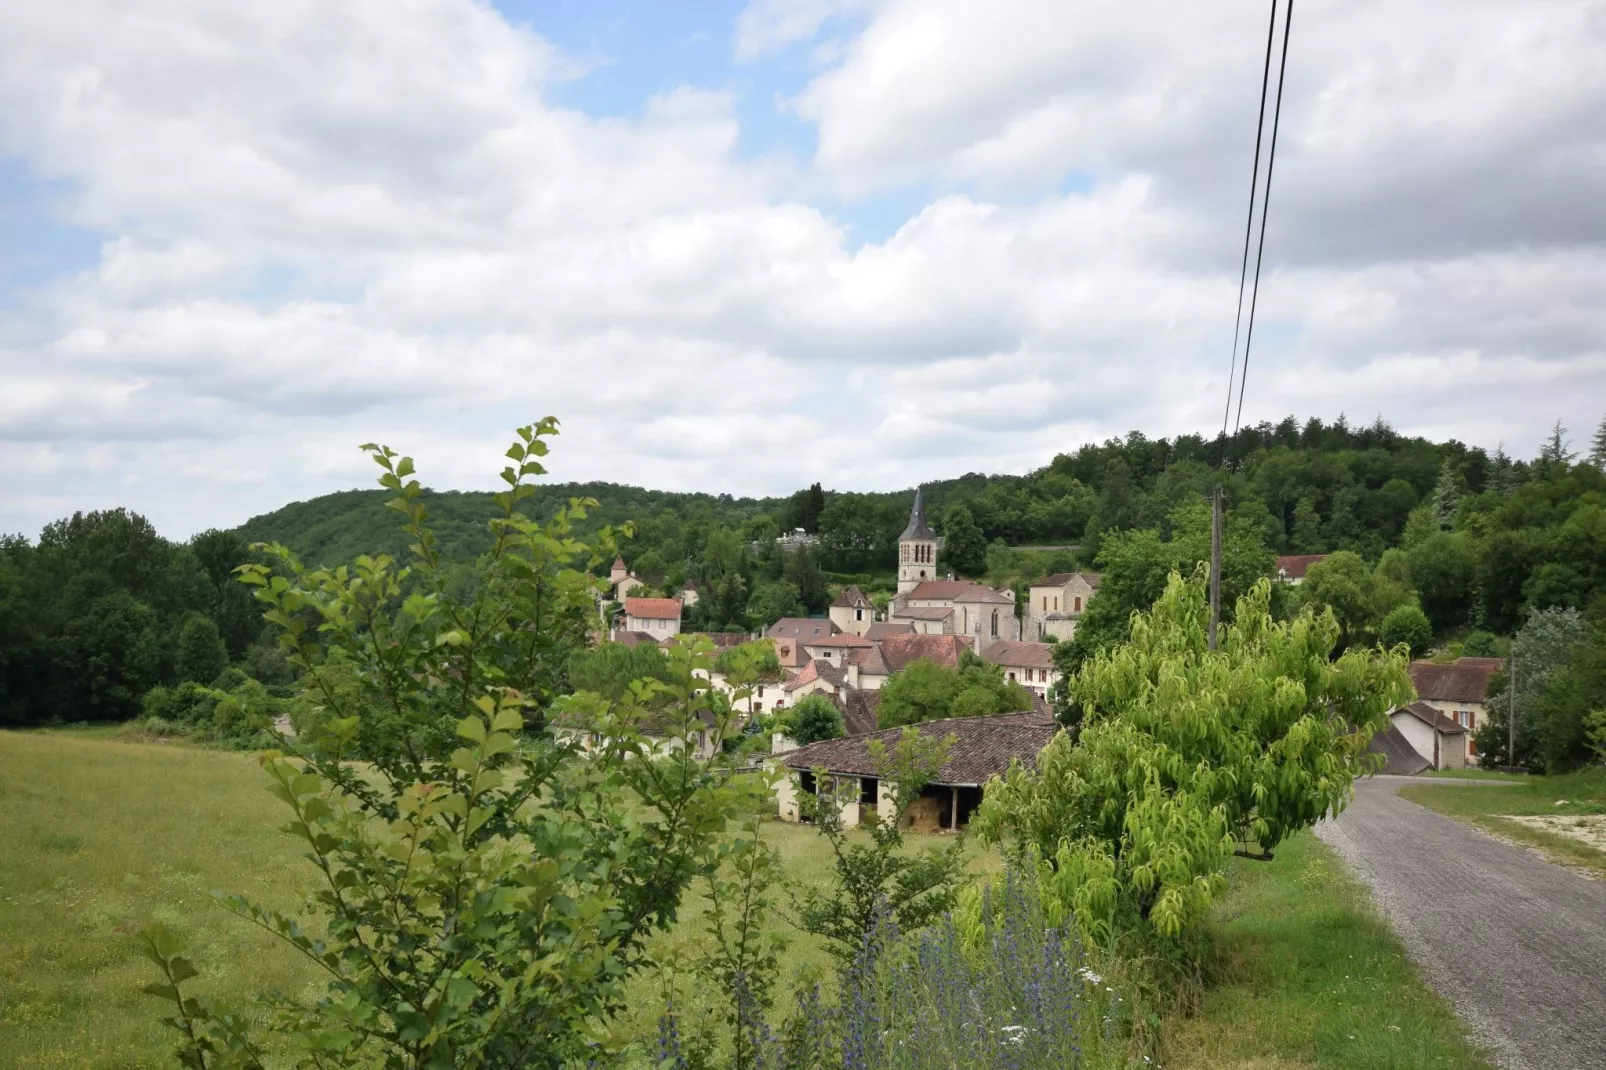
[981,639,1060,696]
[1023,572,1099,642]
[1409,657,1503,763]
[1274,554,1327,585]
[765,617,840,669]
[619,597,682,641]
[828,585,876,636]
[774,712,1059,831]
[607,556,646,602]
[1390,700,1469,770]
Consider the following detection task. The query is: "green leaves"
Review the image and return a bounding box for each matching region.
[977,570,1411,959]
[130,421,754,1070]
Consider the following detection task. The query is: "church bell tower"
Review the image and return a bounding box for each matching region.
[897,487,940,594]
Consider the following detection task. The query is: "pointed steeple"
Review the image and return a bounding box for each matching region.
[900,486,936,541]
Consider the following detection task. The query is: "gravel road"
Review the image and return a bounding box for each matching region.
[1317,776,1606,1070]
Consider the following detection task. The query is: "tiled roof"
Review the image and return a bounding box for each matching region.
[611,555,627,571]
[1028,571,1101,590]
[672,631,749,650]
[1275,554,1327,580]
[893,606,956,621]
[879,633,974,671]
[624,597,682,620]
[982,639,1055,670]
[613,630,659,649]
[1409,658,1503,704]
[848,644,889,676]
[803,634,875,649]
[864,621,914,641]
[955,585,1014,604]
[842,690,882,735]
[786,659,847,693]
[904,579,975,601]
[1367,723,1432,776]
[831,584,872,608]
[1394,700,1469,735]
[766,618,840,640]
[781,712,1059,786]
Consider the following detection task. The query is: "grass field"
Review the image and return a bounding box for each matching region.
[1164,833,1494,1070]
[3,729,1500,1069]
[0,730,985,1067]
[1398,767,1606,877]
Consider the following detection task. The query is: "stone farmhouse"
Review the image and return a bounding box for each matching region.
[774,711,1059,831]
[1407,657,1504,764]
[1023,572,1099,642]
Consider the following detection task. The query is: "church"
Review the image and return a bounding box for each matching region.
[887,488,1021,644]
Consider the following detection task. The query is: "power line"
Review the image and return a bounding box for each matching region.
[1221,0,1280,444]
[1232,0,1295,439]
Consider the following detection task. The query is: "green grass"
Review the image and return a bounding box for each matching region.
[0,730,994,1067]
[1163,833,1494,1070]
[1397,767,1606,876]
[1418,768,1530,781]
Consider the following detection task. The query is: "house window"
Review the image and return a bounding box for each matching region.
[1458,710,1473,728]
[1053,596,1059,611]
[1074,596,1082,612]
[991,610,999,638]
[855,608,864,621]
[860,777,878,806]
[1008,671,1017,682]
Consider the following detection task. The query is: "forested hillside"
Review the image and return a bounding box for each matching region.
[3,413,1603,729]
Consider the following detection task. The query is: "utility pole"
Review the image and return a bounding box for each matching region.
[1209,486,1223,651]
[1508,650,1516,769]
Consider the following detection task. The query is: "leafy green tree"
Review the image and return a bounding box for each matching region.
[138,422,760,1069]
[1406,532,1478,632]
[877,659,956,728]
[787,693,844,744]
[941,504,987,577]
[1289,496,1323,553]
[1301,551,1380,649]
[1379,604,1432,657]
[783,543,829,614]
[793,728,966,966]
[565,640,674,702]
[1591,413,1606,470]
[173,612,229,685]
[189,528,262,657]
[1475,607,1588,770]
[747,579,803,626]
[58,590,165,721]
[975,572,1411,952]
[1461,630,1500,658]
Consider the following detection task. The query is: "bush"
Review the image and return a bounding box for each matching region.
[1461,630,1499,658]
[1380,604,1433,657]
[787,694,844,744]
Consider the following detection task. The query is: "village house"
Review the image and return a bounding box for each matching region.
[607,556,646,602]
[828,585,876,636]
[774,712,1059,831]
[1023,572,1099,642]
[618,596,682,641]
[766,616,840,669]
[1409,657,1504,763]
[784,659,850,705]
[981,639,1061,696]
[1275,554,1327,585]
[1389,700,1469,770]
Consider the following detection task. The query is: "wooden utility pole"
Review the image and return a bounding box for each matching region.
[1508,651,1517,767]
[1209,486,1223,651]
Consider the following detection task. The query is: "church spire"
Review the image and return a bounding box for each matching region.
[900,486,936,541]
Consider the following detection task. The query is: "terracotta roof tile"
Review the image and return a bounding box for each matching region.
[982,639,1055,670]
[1409,658,1503,704]
[766,617,840,640]
[1276,554,1327,580]
[624,597,683,619]
[1395,700,1469,734]
[831,585,872,608]
[864,621,914,641]
[782,712,1058,786]
[878,633,975,671]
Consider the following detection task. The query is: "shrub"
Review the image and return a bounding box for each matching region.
[135,421,761,1068]
[1461,630,1500,658]
[975,571,1411,959]
[786,694,844,744]
[1380,603,1433,657]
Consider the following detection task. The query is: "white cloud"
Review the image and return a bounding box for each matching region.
[0,0,1603,539]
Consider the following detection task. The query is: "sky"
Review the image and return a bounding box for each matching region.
[2,0,1604,539]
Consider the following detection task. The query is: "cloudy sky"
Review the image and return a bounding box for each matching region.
[2,0,1603,538]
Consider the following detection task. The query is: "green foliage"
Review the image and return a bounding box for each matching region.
[876,653,1031,729]
[787,694,844,745]
[1301,551,1382,649]
[173,613,229,685]
[1461,629,1500,658]
[1405,532,1478,632]
[1289,496,1323,553]
[793,729,967,966]
[565,640,674,702]
[696,815,789,1070]
[975,571,1411,957]
[136,421,761,1068]
[941,504,987,577]
[1379,604,1433,657]
[746,579,803,626]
